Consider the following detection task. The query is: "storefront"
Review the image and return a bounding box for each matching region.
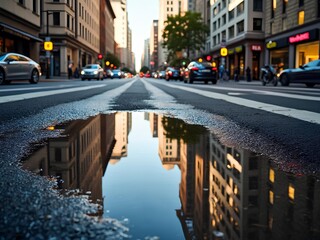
[265,26,319,70]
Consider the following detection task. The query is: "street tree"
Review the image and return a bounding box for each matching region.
[104,52,121,69]
[140,66,150,73]
[162,11,209,63]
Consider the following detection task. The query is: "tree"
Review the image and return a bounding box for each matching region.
[162,11,209,63]
[140,66,150,73]
[104,52,120,69]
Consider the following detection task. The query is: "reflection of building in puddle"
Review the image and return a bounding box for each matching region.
[149,113,159,138]
[22,114,116,210]
[174,123,320,239]
[158,114,180,168]
[110,112,131,164]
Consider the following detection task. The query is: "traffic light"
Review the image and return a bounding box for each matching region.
[206,55,212,61]
[98,53,103,60]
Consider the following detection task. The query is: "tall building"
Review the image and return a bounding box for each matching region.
[142,38,150,69]
[0,1,42,61]
[39,0,101,77]
[158,0,188,68]
[111,0,129,69]
[100,0,116,56]
[264,0,320,70]
[209,0,265,80]
[150,20,159,71]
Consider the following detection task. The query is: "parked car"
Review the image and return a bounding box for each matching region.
[279,59,320,87]
[183,61,217,84]
[165,67,182,81]
[111,69,122,79]
[80,64,104,80]
[0,52,42,84]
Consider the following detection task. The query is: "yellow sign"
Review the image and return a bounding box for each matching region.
[266,41,277,49]
[44,41,53,51]
[220,47,228,56]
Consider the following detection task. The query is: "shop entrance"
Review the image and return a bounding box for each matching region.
[295,41,319,67]
[252,52,260,80]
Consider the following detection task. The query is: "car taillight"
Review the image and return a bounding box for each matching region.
[168,71,172,75]
[212,67,217,71]
[191,67,199,71]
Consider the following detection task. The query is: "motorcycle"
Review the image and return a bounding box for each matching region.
[261,65,278,86]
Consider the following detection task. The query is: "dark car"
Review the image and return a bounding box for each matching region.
[158,70,166,79]
[183,61,217,84]
[279,59,320,87]
[104,69,112,78]
[0,52,42,84]
[165,67,182,81]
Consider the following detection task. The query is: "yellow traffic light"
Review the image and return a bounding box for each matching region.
[44,41,53,51]
[106,61,110,66]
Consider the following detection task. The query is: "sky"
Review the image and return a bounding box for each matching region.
[127,0,158,72]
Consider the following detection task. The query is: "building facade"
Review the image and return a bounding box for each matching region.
[264,0,320,71]
[100,0,116,56]
[150,20,159,71]
[0,0,42,61]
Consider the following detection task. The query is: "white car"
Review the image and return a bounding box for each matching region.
[0,52,42,84]
[81,64,104,81]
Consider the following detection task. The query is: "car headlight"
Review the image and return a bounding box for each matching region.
[94,71,98,74]
[118,72,121,76]
[110,72,114,76]
[81,70,85,75]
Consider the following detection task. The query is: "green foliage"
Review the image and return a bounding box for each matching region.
[140,66,150,73]
[162,11,209,61]
[104,52,120,69]
[121,67,132,74]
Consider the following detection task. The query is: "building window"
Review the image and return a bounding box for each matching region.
[237,20,244,34]
[269,190,274,204]
[270,22,274,34]
[298,10,304,25]
[253,18,262,31]
[222,14,226,25]
[299,0,304,7]
[269,168,275,183]
[282,0,288,13]
[253,0,263,11]
[288,184,295,201]
[237,1,244,16]
[229,25,234,38]
[32,0,37,13]
[53,12,60,26]
[282,17,287,30]
[18,0,24,5]
[271,0,276,18]
[229,9,234,20]
[67,14,70,29]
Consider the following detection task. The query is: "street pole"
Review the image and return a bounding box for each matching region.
[46,11,50,79]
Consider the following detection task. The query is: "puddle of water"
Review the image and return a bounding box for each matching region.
[22,112,320,239]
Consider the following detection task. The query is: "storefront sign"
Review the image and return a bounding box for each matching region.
[289,32,310,43]
[251,45,262,51]
[220,47,228,56]
[266,41,277,49]
[235,45,243,53]
[228,48,234,54]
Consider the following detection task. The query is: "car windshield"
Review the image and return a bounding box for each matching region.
[112,70,120,73]
[0,54,7,61]
[85,65,98,69]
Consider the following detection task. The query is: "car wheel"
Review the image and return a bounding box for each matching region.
[306,83,315,88]
[189,76,194,84]
[212,80,217,84]
[81,78,85,81]
[280,74,290,86]
[30,69,39,84]
[272,76,278,86]
[261,73,267,86]
[0,69,5,85]
[205,80,208,84]
[165,75,169,81]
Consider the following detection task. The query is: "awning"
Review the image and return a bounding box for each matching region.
[0,22,43,42]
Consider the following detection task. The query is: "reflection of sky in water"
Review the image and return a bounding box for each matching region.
[102,112,184,239]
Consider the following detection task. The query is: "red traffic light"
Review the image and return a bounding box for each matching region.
[98,54,103,60]
[206,55,212,61]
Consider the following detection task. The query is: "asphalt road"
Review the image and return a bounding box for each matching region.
[0,76,320,238]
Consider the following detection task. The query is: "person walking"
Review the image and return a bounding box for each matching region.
[68,62,73,79]
[234,67,239,81]
[246,66,251,82]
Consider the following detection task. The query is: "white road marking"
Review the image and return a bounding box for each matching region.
[151,81,320,125]
[0,84,106,104]
[0,85,75,92]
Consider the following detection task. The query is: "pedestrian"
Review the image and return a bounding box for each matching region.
[219,64,224,80]
[234,67,239,81]
[246,66,251,82]
[68,62,73,79]
[74,67,79,78]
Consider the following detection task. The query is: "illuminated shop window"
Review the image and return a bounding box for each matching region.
[298,11,304,25]
[288,184,295,200]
